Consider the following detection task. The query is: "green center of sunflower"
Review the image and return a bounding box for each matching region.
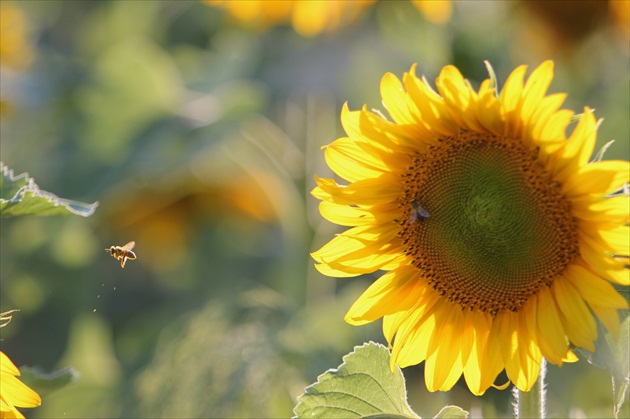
[399,130,579,314]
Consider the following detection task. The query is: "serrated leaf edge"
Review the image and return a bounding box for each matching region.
[1,163,99,217]
[293,341,419,419]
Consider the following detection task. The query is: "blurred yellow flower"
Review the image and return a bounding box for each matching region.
[0,1,33,115]
[312,61,629,395]
[0,1,32,70]
[410,0,452,24]
[517,0,629,56]
[205,0,452,36]
[204,0,375,37]
[609,0,629,45]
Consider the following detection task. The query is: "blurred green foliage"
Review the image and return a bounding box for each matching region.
[1,1,628,418]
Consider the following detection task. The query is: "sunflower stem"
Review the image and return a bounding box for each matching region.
[513,358,547,419]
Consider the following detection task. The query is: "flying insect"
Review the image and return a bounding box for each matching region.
[106,241,136,268]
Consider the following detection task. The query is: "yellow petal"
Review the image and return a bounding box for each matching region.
[513,305,542,391]
[381,72,416,125]
[312,175,401,206]
[552,277,597,351]
[383,309,411,345]
[0,373,42,408]
[462,311,494,395]
[499,65,527,136]
[425,347,463,392]
[389,302,437,369]
[318,201,397,226]
[0,353,41,410]
[562,160,630,199]
[536,286,570,365]
[521,61,554,131]
[312,224,403,273]
[436,65,484,132]
[495,305,541,392]
[535,109,574,168]
[340,104,423,151]
[527,93,568,151]
[579,239,629,286]
[425,301,465,391]
[496,311,525,388]
[345,265,427,325]
[476,316,508,393]
[0,352,19,376]
[572,195,630,226]
[313,262,364,278]
[564,264,628,309]
[325,141,390,182]
[554,108,597,179]
[584,226,630,256]
[325,136,407,182]
[404,66,458,137]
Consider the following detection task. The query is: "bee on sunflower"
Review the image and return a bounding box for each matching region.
[312,61,629,395]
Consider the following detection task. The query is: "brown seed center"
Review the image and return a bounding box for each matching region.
[398,131,579,314]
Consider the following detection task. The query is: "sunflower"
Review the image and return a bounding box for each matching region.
[204,0,452,36]
[0,2,32,70]
[0,312,41,419]
[410,0,452,24]
[203,0,375,37]
[312,61,629,395]
[0,352,42,419]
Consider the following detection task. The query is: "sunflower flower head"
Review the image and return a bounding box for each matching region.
[312,61,629,395]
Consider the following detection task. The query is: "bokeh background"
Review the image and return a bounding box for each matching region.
[1,1,628,417]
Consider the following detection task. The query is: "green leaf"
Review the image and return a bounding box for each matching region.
[0,163,98,218]
[433,405,469,419]
[292,342,420,419]
[20,366,78,396]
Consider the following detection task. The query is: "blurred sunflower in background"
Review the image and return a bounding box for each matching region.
[515,0,629,59]
[0,2,31,70]
[204,0,452,37]
[204,0,375,37]
[312,61,629,395]
[0,1,32,114]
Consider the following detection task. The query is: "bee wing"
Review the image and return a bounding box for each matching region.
[416,206,431,219]
[121,241,136,251]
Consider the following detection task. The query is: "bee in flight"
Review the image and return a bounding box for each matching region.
[409,200,430,224]
[105,241,136,268]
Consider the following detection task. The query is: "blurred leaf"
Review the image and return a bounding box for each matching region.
[293,342,419,419]
[576,313,630,419]
[135,300,298,418]
[577,319,627,379]
[77,37,183,163]
[433,405,469,419]
[0,163,98,218]
[20,366,78,396]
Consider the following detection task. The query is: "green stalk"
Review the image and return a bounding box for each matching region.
[513,358,547,418]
